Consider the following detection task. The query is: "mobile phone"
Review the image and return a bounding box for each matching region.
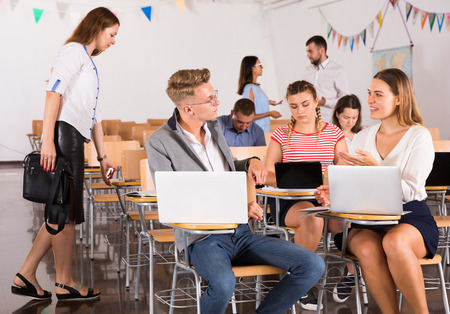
[106,167,116,179]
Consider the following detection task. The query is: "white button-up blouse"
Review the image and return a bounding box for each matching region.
[46,42,101,140]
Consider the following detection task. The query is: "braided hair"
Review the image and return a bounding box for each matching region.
[286,80,324,146]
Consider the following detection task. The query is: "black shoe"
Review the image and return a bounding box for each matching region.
[299,289,323,311]
[333,266,355,303]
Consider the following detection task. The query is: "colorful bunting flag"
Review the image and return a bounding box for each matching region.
[369,21,374,37]
[428,13,436,31]
[141,6,152,21]
[332,29,336,42]
[350,37,354,52]
[174,0,185,13]
[360,29,366,46]
[56,2,69,20]
[342,36,348,50]
[437,14,445,32]
[446,13,450,32]
[405,3,412,21]
[389,0,398,8]
[354,35,360,50]
[327,24,332,39]
[376,11,383,27]
[10,0,19,10]
[337,34,343,48]
[420,11,428,29]
[33,8,44,24]
[412,7,419,25]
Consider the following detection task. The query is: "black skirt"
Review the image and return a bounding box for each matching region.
[335,200,439,258]
[268,197,319,227]
[54,121,87,225]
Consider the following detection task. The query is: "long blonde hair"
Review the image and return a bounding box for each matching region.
[285,80,324,147]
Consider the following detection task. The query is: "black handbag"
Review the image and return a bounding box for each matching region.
[23,151,72,235]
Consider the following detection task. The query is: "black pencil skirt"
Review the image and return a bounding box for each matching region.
[54,121,87,225]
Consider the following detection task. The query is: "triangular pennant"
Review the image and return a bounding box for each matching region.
[360,29,366,46]
[342,36,348,50]
[33,8,44,24]
[428,13,436,31]
[389,0,398,8]
[141,6,152,21]
[354,35,360,50]
[412,7,420,25]
[327,24,332,39]
[420,11,428,29]
[369,21,374,37]
[337,34,343,48]
[350,37,354,52]
[174,0,185,13]
[56,2,69,20]
[10,0,19,10]
[446,13,450,32]
[332,29,336,42]
[437,13,445,32]
[376,11,383,27]
[405,2,412,22]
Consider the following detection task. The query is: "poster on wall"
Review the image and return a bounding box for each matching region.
[372,45,412,81]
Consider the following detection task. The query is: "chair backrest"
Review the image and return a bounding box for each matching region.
[131,124,151,146]
[86,140,140,167]
[427,128,441,141]
[102,119,121,136]
[264,132,272,144]
[434,140,450,152]
[121,150,148,180]
[103,135,122,141]
[84,135,121,162]
[147,119,168,127]
[139,159,155,191]
[229,146,267,162]
[118,121,136,140]
[270,119,290,132]
[142,129,155,146]
[32,120,43,138]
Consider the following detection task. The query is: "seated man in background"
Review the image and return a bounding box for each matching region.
[145,68,324,314]
[217,98,266,147]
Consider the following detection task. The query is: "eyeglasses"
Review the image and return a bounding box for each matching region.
[189,90,219,106]
[253,63,263,68]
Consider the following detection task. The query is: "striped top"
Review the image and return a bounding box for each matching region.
[271,123,345,172]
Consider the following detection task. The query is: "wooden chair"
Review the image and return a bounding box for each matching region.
[229,146,267,162]
[142,129,155,147]
[131,123,151,146]
[427,127,441,141]
[147,118,168,127]
[102,119,121,136]
[270,119,290,132]
[434,140,450,152]
[264,132,272,145]
[118,121,136,140]
[26,120,43,151]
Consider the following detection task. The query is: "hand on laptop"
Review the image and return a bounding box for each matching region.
[315,185,330,207]
[247,158,267,186]
[248,201,263,221]
[338,150,380,166]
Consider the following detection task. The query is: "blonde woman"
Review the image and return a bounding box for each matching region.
[317,68,438,313]
[264,80,347,310]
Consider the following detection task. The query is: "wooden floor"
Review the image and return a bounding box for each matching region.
[1,164,449,314]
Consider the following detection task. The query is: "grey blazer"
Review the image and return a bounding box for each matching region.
[145,109,251,251]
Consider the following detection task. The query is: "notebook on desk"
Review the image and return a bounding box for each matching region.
[274,162,323,191]
[328,165,403,215]
[155,171,249,224]
[426,152,450,186]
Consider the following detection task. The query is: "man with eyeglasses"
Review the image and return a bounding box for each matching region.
[217,98,266,147]
[146,68,324,313]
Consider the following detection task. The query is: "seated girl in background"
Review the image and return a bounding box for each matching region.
[317,68,438,313]
[264,80,347,310]
[332,94,363,155]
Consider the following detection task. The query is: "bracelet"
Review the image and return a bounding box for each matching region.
[97,154,107,162]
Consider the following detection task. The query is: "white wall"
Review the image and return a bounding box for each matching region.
[1,0,449,161]
[266,0,450,136]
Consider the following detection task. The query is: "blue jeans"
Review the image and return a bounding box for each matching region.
[189,224,325,314]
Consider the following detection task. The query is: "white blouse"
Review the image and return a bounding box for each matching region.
[46,42,102,140]
[354,123,434,203]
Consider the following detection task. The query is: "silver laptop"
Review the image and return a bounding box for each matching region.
[328,165,403,215]
[155,171,249,224]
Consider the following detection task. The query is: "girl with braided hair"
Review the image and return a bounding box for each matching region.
[264,80,347,310]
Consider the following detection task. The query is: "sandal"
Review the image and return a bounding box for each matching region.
[55,282,100,301]
[11,273,52,300]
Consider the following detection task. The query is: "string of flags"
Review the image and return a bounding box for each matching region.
[323,0,450,53]
[0,0,212,24]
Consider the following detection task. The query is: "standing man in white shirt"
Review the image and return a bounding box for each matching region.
[302,35,350,123]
